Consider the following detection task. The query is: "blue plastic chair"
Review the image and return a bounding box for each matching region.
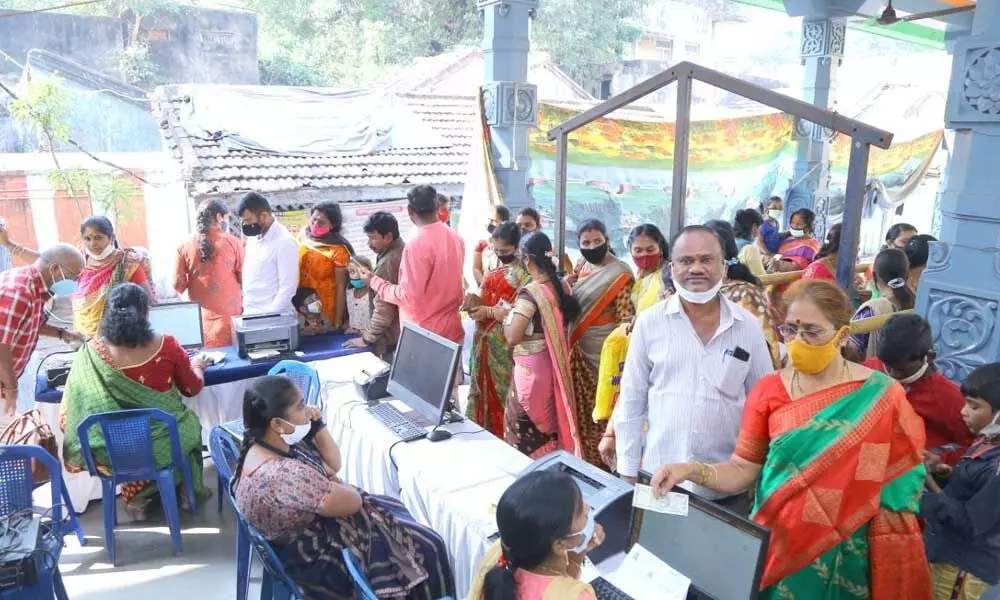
[232,502,301,600]
[342,548,378,600]
[209,427,252,600]
[76,408,197,565]
[268,361,320,406]
[0,445,69,600]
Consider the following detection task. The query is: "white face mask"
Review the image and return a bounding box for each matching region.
[86,245,116,261]
[769,209,783,222]
[898,361,929,385]
[307,301,322,314]
[788,227,806,239]
[979,411,1000,438]
[672,277,722,305]
[567,510,596,553]
[279,418,311,446]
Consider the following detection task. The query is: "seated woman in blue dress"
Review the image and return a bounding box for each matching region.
[233,376,455,600]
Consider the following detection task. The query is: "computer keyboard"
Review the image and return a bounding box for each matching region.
[591,578,634,600]
[366,403,426,442]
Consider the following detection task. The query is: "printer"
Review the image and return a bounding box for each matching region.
[231,312,300,358]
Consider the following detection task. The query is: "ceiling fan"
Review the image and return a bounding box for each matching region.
[848,1,975,26]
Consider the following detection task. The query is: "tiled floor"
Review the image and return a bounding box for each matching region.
[58,463,255,600]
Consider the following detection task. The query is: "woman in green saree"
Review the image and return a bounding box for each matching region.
[62,283,211,520]
[650,280,931,600]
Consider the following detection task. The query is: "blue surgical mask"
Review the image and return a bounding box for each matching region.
[349,279,366,289]
[48,265,78,296]
[220,221,230,234]
[566,510,596,553]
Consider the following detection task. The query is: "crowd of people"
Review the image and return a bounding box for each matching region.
[1,186,998,600]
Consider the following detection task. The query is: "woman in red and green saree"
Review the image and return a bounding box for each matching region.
[466,223,530,438]
[650,279,931,600]
[72,216,154,338]
[503,232,583,459]
[62,283,210,521]
[568,220,634,468]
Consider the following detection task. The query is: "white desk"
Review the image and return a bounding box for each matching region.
[313,353,531,598]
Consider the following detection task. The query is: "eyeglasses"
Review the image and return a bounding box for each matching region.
[777,324,835,345]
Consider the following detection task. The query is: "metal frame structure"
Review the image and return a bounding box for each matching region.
[546,62,894,294]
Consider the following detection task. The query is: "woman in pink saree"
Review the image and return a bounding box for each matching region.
[502,232,583,459]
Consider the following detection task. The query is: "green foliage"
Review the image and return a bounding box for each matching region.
[47,169,138,221]
[8,74,73,145]
[259,54,326,86]
[117,41,161,88]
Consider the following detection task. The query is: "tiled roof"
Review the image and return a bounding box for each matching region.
[152,85,476,198]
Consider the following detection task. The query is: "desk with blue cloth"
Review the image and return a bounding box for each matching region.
[34,332,364,404]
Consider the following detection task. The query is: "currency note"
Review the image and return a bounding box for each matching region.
[632,484,689,516]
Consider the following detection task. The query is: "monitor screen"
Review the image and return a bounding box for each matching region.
[148,302,204,349]
[386,324,461,424]
[632,481,768,599]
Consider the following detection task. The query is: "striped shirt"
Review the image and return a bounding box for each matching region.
[613,293,773,499]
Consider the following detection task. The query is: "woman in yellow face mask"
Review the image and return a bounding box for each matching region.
[648,280,932,600]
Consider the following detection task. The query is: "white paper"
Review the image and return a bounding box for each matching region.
[606,544,690,600]
[633,484,689,516]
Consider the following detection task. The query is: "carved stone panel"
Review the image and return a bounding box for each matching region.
[482,82,538,128]
[946,36,1000,128]
[927,289,999,382]
[800,19,846,59]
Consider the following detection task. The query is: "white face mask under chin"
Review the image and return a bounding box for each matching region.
[672,277,722,304]
[279,419,311,446]
[788,228,806,239]
[979,412,1000,438]
[898,361,929,385]
[86,245,116,261]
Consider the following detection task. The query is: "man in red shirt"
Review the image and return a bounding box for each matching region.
[864,313,973,466]
[0,244,86,414]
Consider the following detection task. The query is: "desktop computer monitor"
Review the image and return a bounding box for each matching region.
[386,323,461,426]
[148,302,204,350]
[631,472,769,600]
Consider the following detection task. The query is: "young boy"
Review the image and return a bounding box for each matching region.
[922,363,1000,600]
[346,256,373,336]
[292,286,331,335]
[865,314,974,466]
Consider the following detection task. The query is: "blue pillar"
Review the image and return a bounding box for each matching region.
[917,3,1000,381]
[786,17,845,235]
[479,0,538,213]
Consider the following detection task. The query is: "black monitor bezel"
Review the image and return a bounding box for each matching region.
[632,471,770,600]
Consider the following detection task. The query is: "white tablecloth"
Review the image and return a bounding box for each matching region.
[313,353,531,598]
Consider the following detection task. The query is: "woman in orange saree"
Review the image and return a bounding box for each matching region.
[503,232,582,459]
[298,202,354,330]
[649,280,931,600]
[569,220,634,467]
[467,223,530,438]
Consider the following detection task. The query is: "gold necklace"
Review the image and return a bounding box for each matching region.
[530,565,569,578]
[792,359,849,396]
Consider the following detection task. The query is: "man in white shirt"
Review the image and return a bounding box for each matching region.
[613,225,772,513]
[238,192,299,314]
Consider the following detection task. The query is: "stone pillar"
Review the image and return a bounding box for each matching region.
[786,17,845,235]
[479,0,538,212]
[916,2,1000,381]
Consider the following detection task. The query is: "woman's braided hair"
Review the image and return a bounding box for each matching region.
[196,199,229,263]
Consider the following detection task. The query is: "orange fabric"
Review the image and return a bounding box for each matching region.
[299,243,351,326]
[569,273,632,346]
[173,231,244,347]
[741,374,928,597]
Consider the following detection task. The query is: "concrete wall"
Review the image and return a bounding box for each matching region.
[144,8,259,85]
[0,10,123,78]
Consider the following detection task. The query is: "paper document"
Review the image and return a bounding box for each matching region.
[606,544,690,600]
[633,484,689,516]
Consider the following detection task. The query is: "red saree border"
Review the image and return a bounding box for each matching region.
[570,273,632,346]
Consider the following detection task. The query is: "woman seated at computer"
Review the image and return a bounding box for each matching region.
[648,280,931,600]
[468,470,605,600]
[61,283,211,521]
[233,376,455,600]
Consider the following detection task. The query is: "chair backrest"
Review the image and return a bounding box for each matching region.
[208,426,240,486]
[341,548,379,600]
[268,361,320,406]
[232,501,302,597]
[0,445,63,527]
[76,408,183,480]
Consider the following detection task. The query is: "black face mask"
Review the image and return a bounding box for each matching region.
[497,253,516,265]
[242,223,263,237]
[487,224,497,234]
[581,243,609,265]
